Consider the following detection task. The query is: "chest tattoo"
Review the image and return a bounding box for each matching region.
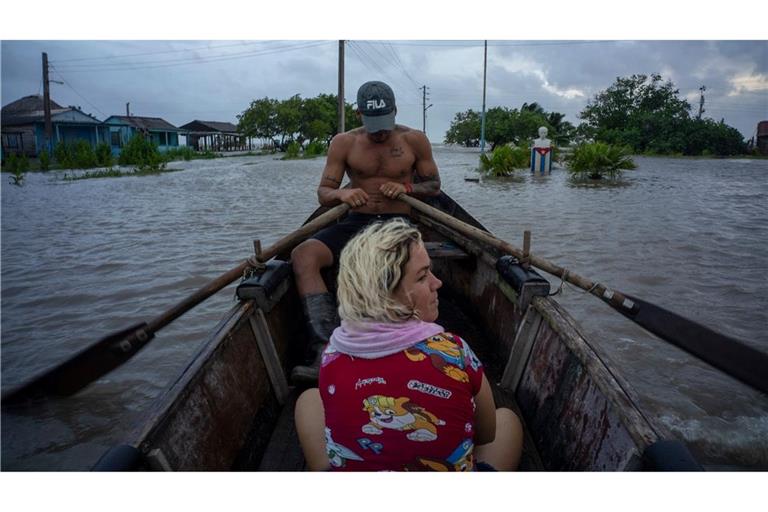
[390,146,404,157]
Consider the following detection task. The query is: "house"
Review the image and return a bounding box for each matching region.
[103,115,182,155]
[179,120,252,152]
[1,95,108,157]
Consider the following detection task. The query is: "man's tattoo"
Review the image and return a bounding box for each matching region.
[321,175,341,185]
[390,146,404,157]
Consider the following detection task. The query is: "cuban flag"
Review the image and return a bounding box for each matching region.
[530,146,552,174]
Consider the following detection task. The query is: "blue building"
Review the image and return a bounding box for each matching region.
[103,115,182,155]
[1,95,108,157]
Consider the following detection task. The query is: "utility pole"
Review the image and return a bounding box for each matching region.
[126,102,130,117]
[338,40,345,134]
[421,85,432,134]
[697,85,706,120]
[480,40,488,153]
[42,52,53,153]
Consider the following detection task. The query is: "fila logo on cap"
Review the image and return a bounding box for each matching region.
[366,99,387,109]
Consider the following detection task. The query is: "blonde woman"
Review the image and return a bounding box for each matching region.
[295,218,523,471]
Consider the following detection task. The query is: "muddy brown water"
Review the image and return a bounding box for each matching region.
[2,146,767,469]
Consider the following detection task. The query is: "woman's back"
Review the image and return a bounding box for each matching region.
[319,331,483,471]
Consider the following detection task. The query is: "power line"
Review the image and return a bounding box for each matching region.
[49,65,109,118]
[349,42,398,84]
[347,42,420,102]
[382,42,421,89]
[52,40,277,63]
[53,41,329,71]
[359,41,399,70]
[384,40,616,47]
[53,41,332,73]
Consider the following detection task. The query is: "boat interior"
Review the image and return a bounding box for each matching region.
[252,282,546,471]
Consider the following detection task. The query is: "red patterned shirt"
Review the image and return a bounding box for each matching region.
[318,331,484,471]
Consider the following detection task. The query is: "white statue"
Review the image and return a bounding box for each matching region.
[531,126,552,174]
[533,126,551,148]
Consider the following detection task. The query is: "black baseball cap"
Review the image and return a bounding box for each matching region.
[356,81,396,133]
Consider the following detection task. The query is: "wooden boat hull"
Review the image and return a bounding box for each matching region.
[96,192,672,471]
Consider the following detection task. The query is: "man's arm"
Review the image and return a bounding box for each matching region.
[317,134,369,207]
[410,131,441,197]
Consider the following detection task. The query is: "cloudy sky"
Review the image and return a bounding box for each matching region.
[2,4,766,143]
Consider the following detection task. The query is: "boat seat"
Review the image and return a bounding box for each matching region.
[424,241,469,260]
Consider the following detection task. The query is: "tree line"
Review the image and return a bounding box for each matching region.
[445,74,748,156]
[445,102,575,150]
[237,93,361,151]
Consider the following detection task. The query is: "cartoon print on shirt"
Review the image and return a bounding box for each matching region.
[402,439,474,471]
[405,334,469,383]
[357,437,384,455]
[325,427,364,468]
[445,438,475,471]
[361,395,445,441]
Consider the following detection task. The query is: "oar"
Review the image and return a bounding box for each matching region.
[2,203,350,406]
[399,194,768,395]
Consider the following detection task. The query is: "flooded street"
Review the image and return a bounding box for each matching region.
[2,146,767,469]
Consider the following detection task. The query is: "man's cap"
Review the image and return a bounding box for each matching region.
[357,81,396,133]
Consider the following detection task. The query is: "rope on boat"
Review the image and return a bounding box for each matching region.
[242,257,267,279]
[549,269,569,296]
[549,269,600,297]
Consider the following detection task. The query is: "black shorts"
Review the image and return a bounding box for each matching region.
[311,212,410,260]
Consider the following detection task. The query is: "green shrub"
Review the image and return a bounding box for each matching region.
[17,154,30,173]
[39,149,51,171]
[3,154,26,185]
[95,143,113,167]
[165,146,196,161]
[479,145,530,176]
[304,141,327,157]
[54,141,75,169]
[119,134,163,167]
[283,141,301,159]
[72,140,98,168]
[565,142,636,180]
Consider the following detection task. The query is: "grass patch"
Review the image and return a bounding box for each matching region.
[62,166,183,181]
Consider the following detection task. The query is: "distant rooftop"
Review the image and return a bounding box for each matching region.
[1,94,79,125]
[107,115,180,131]
[179,120,240,133]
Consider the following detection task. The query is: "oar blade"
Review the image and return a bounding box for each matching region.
[2,322,155,406]
[621,294,768,395]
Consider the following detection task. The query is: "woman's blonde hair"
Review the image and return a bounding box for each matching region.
[336,217,423,323]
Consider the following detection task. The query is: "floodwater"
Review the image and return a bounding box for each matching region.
[2,146,767,469]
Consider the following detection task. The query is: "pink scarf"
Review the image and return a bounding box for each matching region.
[329,319,445,359]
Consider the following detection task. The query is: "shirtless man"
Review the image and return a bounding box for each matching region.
[291,81,441,383]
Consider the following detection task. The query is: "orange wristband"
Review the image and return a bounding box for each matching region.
[405,183,413,194]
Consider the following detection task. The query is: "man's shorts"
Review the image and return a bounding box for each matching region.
[311,212,410,260]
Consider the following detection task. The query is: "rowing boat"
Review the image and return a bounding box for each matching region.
[89,191,701,471]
